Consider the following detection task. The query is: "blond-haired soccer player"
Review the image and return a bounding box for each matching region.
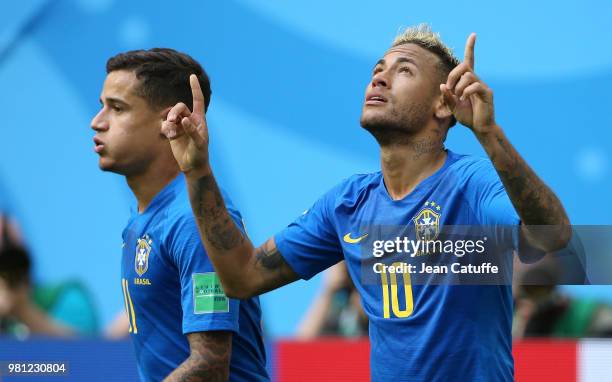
[162,25,570,381]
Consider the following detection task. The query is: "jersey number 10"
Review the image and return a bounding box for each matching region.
[381,262,414,318]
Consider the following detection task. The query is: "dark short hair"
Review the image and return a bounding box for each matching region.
[0,214,30,287]
[106,48,211,112]
[0,246,31,287]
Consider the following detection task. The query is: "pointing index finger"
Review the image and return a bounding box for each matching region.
[189,74,205,118]
[464,33,476,69]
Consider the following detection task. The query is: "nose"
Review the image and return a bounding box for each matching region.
[371,69,389,89]
[91,109,108,132]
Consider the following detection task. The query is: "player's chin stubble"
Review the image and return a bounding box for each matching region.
[361,105,429,147]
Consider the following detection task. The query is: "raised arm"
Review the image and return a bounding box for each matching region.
[163,331,231,382]
[162,75,298,299]
[186,173,298,298]
[441,34,571,252]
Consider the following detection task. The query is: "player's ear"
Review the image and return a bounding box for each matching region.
[435,88,453,120]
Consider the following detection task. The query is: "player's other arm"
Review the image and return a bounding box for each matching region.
[187,173,299,298]
[163,331,232,382]
[186,171,300,300]
[162,75,299,299]
[442,34,571,252]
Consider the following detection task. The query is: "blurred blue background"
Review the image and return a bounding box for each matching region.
[0,0,610,337]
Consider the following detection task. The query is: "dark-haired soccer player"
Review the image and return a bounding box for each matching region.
[162,25,571,381]
[91,48,268,382]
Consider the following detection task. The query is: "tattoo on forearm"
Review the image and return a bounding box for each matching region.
[255,242,285,270]
[164,332,231,382]
[188,173,298,295]
[487,132,569,227]
[189,175,244,251]
[253,239,299,293]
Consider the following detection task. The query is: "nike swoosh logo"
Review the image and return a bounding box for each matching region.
[343,233,368,244]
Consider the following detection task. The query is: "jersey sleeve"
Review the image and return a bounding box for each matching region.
[166,208,246,335]
[274,188,343,280]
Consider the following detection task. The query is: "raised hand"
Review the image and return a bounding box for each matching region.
[162,74,211,178]
[440,33,496,134]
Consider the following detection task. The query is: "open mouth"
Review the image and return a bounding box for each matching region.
[93,137,105,153]
[366,95,387,105]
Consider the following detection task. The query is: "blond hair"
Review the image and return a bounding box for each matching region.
[392,24,460,76]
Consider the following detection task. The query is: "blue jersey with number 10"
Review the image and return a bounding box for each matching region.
[275,150,518,381]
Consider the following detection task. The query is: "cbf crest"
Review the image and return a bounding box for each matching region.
[135,234,153,276]
[413,201,442,241]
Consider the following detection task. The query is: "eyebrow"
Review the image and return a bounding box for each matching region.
[100,97,129,106]
[372,56,418,71]
[396,57,418,67]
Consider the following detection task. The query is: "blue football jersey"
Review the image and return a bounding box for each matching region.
[121,174,268,382]
[275,150,519,381]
